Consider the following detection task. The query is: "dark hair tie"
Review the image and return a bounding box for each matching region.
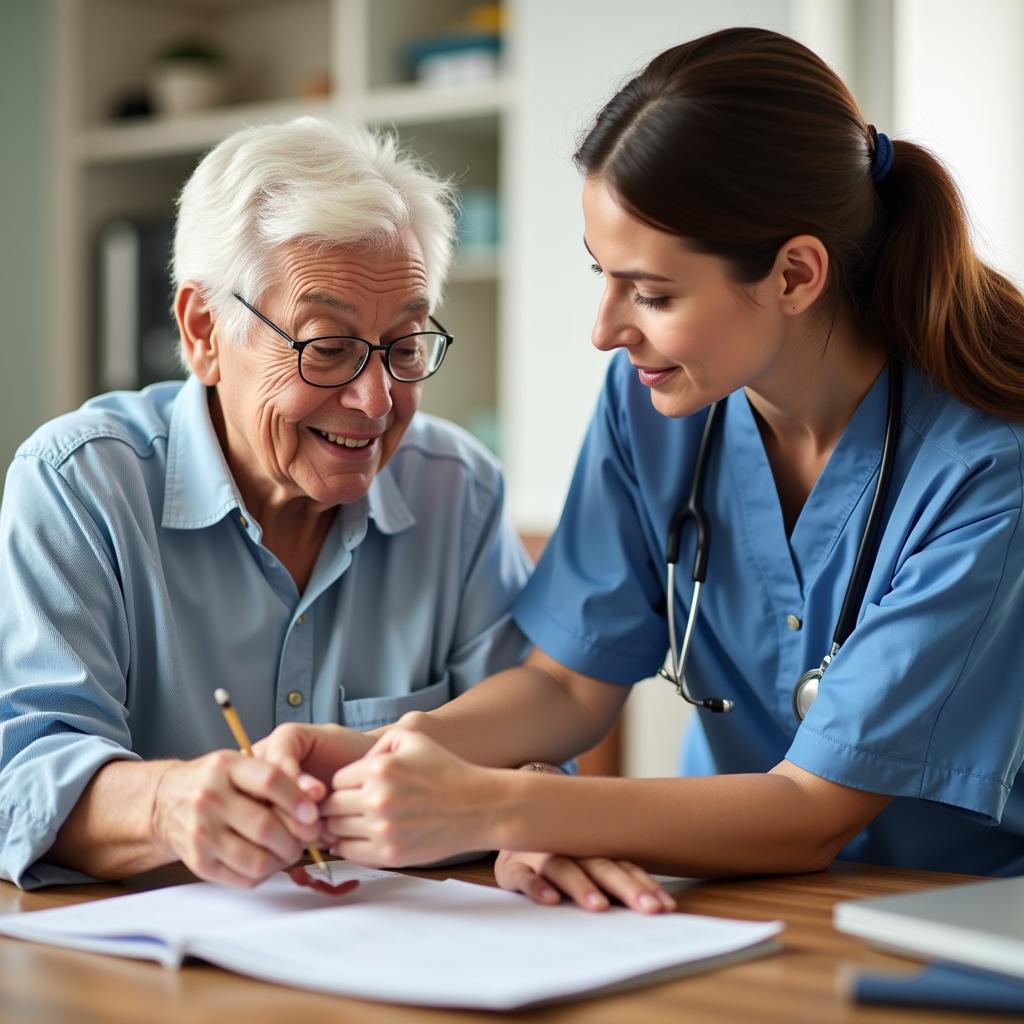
[868,125,894,184]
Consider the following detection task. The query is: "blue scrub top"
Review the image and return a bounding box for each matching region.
[514,352,1024,876]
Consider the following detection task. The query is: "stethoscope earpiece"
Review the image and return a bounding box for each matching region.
[702,698,734,714]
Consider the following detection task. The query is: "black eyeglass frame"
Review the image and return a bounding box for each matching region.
[233,293,454,388]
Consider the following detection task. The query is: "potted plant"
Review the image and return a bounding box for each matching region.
[149,37,228,116]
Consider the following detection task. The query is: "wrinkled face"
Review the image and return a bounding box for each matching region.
[583,177,786,418]
[212,233,429,509]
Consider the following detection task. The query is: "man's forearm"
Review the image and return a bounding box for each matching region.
[47,760,176,879]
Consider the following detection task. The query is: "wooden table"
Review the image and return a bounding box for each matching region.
[0,860,993,1024]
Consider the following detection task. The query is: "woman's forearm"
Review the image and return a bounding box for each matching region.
[400,664,623,768]
[477,768,887,877]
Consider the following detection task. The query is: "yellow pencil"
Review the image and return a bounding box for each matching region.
[213,687,330,880]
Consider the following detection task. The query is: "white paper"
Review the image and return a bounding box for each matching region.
[0,862,783,1009]
[0,864,397,965]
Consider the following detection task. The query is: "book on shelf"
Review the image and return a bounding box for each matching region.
[96,217,183,394]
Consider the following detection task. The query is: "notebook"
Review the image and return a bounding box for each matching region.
[834,875,1024,979]
[0,862,783,1010]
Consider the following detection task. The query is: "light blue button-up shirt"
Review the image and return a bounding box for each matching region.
[0,376,531,887]
[515,352,1024,876]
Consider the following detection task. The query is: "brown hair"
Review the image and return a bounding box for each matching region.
[574,27,1024,420]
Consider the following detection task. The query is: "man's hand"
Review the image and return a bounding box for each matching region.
[150,751,324,887]
[253,723,375,786]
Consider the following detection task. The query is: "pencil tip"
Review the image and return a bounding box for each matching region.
[213,688,231,707]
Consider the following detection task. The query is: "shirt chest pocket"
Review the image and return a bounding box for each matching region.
[337,673,452,732]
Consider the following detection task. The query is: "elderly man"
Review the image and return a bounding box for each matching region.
[0,118,530,888]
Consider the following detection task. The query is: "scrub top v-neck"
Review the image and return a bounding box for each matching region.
[514,351,1024,876]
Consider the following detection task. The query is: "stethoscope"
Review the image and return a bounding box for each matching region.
[658,363,902,721]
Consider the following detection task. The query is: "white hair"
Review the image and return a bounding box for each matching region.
[173,117,457,351]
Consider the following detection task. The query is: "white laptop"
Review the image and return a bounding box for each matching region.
[834,875,1024,979]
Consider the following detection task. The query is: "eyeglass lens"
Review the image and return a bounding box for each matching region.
[301,333,449,386]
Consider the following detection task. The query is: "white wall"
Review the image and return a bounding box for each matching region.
[0,1,51,495]
[789,0,894,127]
[894,0,1024,285]
[504,0,790,535]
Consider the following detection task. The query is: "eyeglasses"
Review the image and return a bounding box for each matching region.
[233,294,454,388]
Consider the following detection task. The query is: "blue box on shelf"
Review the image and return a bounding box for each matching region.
[406,33,502,87]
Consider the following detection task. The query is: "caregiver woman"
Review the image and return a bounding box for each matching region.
[260,27,1024,911]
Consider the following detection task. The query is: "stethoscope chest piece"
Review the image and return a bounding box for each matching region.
[791,647,835,722]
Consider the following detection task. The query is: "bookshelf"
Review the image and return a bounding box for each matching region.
[53,0,512,446]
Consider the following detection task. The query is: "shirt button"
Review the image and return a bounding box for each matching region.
[295,613,306,626]
[238,515,249,529]
[786,614,802,631]
[287,690,304,707]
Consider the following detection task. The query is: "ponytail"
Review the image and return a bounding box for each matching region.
[870,142,1024,419]
[576,27,1024,422]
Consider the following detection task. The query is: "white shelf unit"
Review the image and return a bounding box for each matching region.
[53,0,513,446]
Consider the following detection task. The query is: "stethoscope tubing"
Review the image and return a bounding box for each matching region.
[661,401,730,711]
[831,363,903,649]
[663,363,902,717]
[665,400,724,572]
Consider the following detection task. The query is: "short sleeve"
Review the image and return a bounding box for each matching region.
[445,468,532,696]
[0,454,139,888]
[513,360,669,684]
[788,442,1024,824]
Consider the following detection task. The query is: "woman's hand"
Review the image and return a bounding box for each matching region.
[322,728,494,867]
[495,850,676,914]
[253,722,375,787]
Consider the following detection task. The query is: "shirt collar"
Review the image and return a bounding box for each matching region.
[162,376,243,530]
[366,460,416,535]
[162,375,418,536]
